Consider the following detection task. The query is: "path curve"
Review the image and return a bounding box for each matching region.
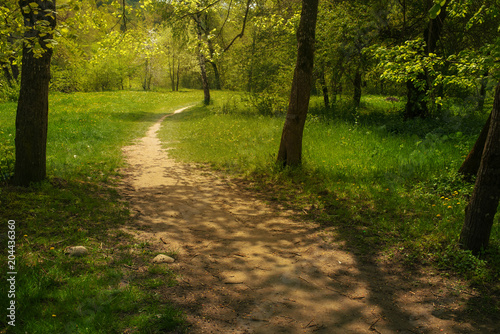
[119,107,487,334]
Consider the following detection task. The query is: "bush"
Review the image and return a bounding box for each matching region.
[248,92,288,117]
[0,81,19,103]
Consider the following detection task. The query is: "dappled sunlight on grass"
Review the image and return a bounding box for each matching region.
[161,92,499,289]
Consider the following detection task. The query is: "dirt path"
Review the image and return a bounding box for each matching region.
[119,107,492,334]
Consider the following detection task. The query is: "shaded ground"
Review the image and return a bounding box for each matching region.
[119,107,497,333]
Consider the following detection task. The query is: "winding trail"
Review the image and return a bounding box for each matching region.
[118,107,489,333]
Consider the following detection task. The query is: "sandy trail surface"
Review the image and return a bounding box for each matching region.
[119,107,493,333]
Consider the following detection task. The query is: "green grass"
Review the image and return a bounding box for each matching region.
[0,90,202,333]
[160,92,499,293]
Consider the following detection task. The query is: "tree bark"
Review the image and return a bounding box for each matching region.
[277,0,319,167]
[194,14,210,104]
[353,67,362,108]
[318,66,329,110]
[458,112,491,180]
[477,72,488,112]
[460,82,500,254]
[13,0,56,186]
[207,39,222,90]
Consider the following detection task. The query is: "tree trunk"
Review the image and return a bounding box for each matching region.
[460,82,500,254]
[458,112,491,180]
[168,54,175,91]
[353,67,362,107]
[209,60,222,90]
[13,0,56,186]
[477,72,488,112]
[277,0,319,167]
[176,60,180,91]
[318,67,329,110]
[207,39,222,90]
[404,1,447,119]
[194,14,210,104]
[1,62,14,87]
[405,76,429,119]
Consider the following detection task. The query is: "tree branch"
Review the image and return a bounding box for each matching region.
[223,0,252,52]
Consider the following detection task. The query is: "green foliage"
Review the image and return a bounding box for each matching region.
[0,81,19,103]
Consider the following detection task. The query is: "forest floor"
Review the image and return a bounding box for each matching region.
[118,107,496,334]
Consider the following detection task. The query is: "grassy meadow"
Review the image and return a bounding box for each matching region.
[0,89,499,332]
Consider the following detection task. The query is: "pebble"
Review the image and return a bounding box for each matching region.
[152,254,175,264]
[65,246,89,257]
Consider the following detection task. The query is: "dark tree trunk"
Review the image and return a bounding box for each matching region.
[353,67,362,107]
[404,1,447,119]
[13,0,56,186]
[176,60,180,92]
[10,57,19,81]
[458,112,491,180]
[318,67,329,110]
[209,60,222,90]
[1,55,19,87]
[277,0,319,167]
[207,39,222,90]
[477,72,488,112]
[460,82,500,254]
[169,54,175,91]
[405,76,429,119]
[1,62,14,87]
[194,14,210,104]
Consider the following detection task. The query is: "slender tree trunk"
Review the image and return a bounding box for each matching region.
[195,19,210,104]
[198,49,210,104]
[318,67,329,110]
[277,0,319,167]
[176,60,180,91]
[460,82,500,254]
[13,0,56,186]
[168,53,175,91]
[10,57,19,81]
[353,67,362,107]
[458,112,491,180]
[477,72,488,112]
[1,62,14,87]
[207,39,222,90]
[209,60,222,90]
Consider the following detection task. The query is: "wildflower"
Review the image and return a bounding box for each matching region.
[436,214,441,217]
[50,247,54,250]
[448,206,452,209]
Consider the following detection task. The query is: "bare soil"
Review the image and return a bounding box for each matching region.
[119,108,498,334]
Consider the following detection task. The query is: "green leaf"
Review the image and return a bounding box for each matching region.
[429,4,442,19]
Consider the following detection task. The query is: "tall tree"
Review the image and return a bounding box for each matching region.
[277,0,319,166]
[12,0,56,186]
[404,0,448,119]
[460,82,500,254]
